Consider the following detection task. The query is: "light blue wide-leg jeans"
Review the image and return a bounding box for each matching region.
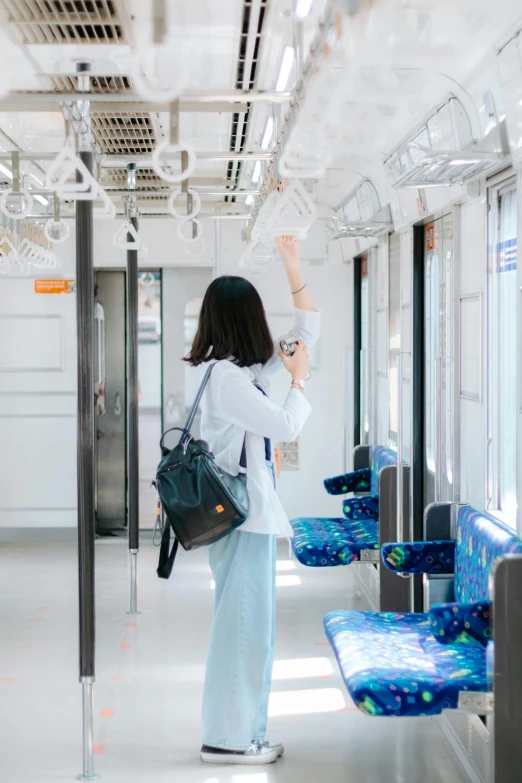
[202,530,277,750]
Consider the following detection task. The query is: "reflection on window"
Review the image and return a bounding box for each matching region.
[425,247,439,474]
[488,185,517,523]
[361,273,370,441]
[388,234,400,445]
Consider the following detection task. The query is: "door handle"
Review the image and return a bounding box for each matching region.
[114,392,122,416]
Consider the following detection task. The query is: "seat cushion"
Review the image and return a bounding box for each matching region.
[455,506,522,603]
[343,495,379,521]
[324,610,487,717]
[290,517,379,567]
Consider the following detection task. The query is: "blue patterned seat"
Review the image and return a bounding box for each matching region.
[325,446,397,521]
[291,447,397,567]
[291,517,379,567]
[324,506,522,717]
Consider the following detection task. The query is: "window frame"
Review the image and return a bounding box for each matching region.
[486,174,518,527]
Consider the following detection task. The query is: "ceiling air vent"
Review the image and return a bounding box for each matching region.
[49,74,132,93]
[0,0,130,45]
[91,113,157,155]
[102,167,170,193]
[327,179,392,240]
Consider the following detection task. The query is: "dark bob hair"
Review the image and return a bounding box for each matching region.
[184,275,274,367]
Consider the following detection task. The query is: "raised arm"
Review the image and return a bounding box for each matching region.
[263,237,321,376]
[277,235,316,312]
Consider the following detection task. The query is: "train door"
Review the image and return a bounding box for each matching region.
[161,266,213,449]
[424,214,455,507]
[487,177,518,526]
[94,271,127,533]
[137,272,162,530]
[353,253,370,447]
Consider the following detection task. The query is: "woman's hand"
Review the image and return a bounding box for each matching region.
[276,235,300,273]
[279,341,310,381]
[277,235,316,312]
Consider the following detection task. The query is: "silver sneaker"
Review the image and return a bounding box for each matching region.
[201,742,279,765]
[255,740,284,757]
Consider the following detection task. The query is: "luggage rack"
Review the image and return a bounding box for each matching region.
[327,209,393,240]
[326,179,392,240]
[391,146,508,189]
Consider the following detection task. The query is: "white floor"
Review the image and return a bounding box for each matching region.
[0,534,471,783]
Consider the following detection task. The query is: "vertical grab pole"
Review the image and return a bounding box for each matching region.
[435,357,442,503]
[76,62,101,782]
[126,163,140,616]
[396,352,404,543]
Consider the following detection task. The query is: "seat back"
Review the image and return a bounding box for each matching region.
[454,506,522,603]
[370,446,397,496]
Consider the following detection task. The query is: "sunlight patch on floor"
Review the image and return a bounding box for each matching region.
[272,657,333,680]
[275,560,296,572]
[275,575,301,587]
[268,688,346,716]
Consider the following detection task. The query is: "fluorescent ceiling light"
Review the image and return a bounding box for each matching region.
[260,117,274,151]
[34,194,49,206]
[0,163,13,180]
[245,194,254,206]
[276,46,295,92]
[295,0,313,18]
[252,160,262,184]
[30,173,45,187]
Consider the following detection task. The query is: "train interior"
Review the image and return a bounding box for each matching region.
[1,1,522,782]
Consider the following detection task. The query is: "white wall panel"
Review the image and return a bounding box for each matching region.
[0,315,64,372]
[460,295,482,400]
[458,197,487,510]
[0,279,77,527]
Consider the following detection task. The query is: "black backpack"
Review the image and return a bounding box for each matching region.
[155,363,249,579]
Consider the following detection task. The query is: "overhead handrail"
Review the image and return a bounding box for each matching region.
[176,217,203,244]
[93,186,117,220]
[168,188,201,220]
[45,146,95,197]
[129,44,188,104]
[265,180,317,238]
[44,195,70,243]
[113,219,148,253]
[152,140,197,184]
[185,238,206,258]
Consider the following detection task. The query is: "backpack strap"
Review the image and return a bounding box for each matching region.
[157,522,179,580]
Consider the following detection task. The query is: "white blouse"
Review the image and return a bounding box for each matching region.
[200,308,321,537]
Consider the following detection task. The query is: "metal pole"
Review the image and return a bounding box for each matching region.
[397,352,404,543]
[127,163,140,615]
[76,61,101,782]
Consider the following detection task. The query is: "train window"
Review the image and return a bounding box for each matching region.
[425,238,440,475]
[360,265,370,441]
[487,182,518,524]
[388,233,401,447]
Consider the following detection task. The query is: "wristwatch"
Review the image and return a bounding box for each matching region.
[291,379,306,390]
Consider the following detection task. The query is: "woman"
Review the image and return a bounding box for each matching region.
[185,235,320,765]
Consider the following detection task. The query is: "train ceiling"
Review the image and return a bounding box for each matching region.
[0,0,519,219]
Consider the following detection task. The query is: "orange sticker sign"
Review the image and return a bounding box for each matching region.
[34,279,75,294]
[426,225,436,251]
